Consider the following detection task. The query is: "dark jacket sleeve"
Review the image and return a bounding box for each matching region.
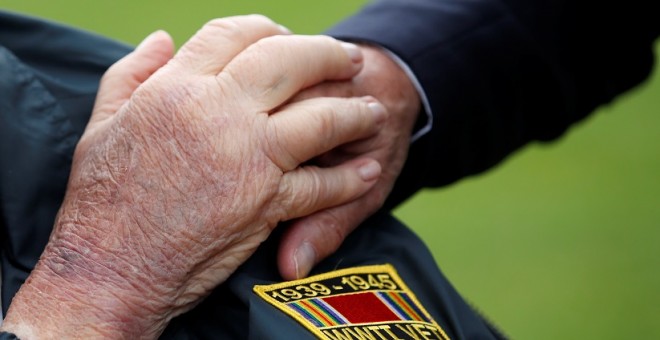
[0,10,131,313]
[327,0,660,207]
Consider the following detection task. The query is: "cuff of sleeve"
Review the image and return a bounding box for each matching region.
[378,48,433,143]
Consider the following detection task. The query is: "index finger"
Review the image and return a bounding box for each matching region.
[172,15,290,75]
[219,35,363,112]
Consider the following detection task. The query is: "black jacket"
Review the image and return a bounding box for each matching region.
[329,0,659,207]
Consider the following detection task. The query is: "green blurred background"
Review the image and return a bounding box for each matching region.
[3,1,658,338]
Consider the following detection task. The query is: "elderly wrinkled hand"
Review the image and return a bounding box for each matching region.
[1,15,385,339]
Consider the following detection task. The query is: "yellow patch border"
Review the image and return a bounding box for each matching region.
[253,263,450,340]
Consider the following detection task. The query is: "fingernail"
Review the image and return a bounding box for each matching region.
[340,42,363,64]
[278,25,292,35]
[294,242,316,279]
[358,160,381,181]
[367,101,387,124]
[136,30,164,50]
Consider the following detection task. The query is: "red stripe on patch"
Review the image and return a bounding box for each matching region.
[322,292,400,324]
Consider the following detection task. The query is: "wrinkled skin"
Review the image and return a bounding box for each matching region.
[278,45,422,279]
[1,16,386,339]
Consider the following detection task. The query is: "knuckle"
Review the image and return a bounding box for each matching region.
[295,170,326,216]
[101,64,120,82]
[356,99,385,133]
[263,119,306,171]
[304,169,325,208]
[264,122,297,170]
[244,14,277,27]
[100,57,132,86]
[313,169,329,196]
[274,179,294,220]
[277,177,293,202]
[307,102,339,142]
[276,171,325,221]
[203,18,245,41]
[315,105,338,135]
[249,34,286,54]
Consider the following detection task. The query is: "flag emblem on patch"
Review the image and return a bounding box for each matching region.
[253,264,450,340]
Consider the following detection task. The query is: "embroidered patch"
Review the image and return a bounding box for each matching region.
[253,264,450,340]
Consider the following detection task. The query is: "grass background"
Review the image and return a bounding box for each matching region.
[3,1,658,338]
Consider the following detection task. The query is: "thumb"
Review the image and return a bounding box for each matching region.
[277,198,377,280]
[89,30,175,129]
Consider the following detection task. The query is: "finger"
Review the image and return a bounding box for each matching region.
[277,195,382,280]
[290,80,356,103]
[173,15,289,75]
[90,30,174,128]
[220,35,363,111]
[314,135,390,168]
[265,97,386,170]
[274,158,381,225]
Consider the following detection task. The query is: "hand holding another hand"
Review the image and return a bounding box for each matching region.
[278,45,422,280]
[1,16,385,339]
